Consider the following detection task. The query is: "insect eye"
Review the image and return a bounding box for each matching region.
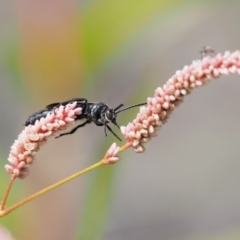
[106,110,113,120]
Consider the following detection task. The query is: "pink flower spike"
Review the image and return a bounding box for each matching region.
[4,165,13,174]
[103,143,121,165]
[5,102,83,179]
[121,50,240,153]
[74,107,82,115]
[64,117,75,123]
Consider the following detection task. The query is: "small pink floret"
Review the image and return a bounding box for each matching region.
[103,143,121,164]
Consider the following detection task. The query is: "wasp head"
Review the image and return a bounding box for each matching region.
[95,102,146,141]
[104,107,120,128]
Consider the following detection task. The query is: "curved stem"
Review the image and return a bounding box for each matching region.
[0,176,15,211]
[0,142,131,217]
[119,142,131,152]
[0,160,104,217]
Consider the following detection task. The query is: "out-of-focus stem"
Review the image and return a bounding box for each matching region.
[0,176,16,211]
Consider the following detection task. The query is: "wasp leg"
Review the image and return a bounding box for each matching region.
[56,120,89,138]
[104,125,108,136]
[105,124,122,141]
[112,120,120,129]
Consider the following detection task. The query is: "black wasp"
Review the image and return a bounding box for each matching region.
[25,98,146,141]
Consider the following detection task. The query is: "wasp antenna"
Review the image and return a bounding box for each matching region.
[115,102,147,114]
[114,104,124,112]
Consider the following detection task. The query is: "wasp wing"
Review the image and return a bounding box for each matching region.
[46,103,60,109]
[46,98,87,109]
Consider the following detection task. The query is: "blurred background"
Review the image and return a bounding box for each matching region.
[0,0,240,240]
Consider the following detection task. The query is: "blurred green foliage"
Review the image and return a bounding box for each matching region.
[0,36,22,88]
[81,0,185,69]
